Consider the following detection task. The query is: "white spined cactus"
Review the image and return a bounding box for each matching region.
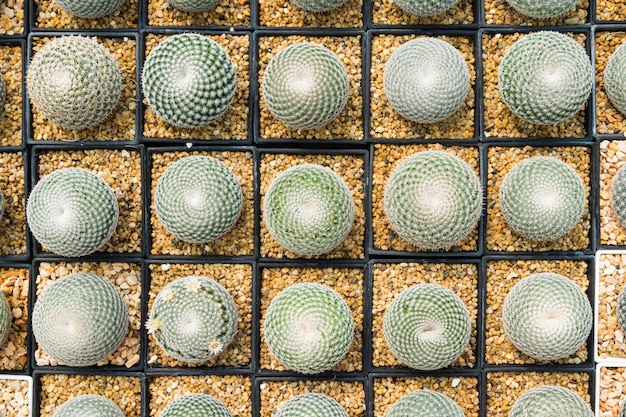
[27,36,122,130]
[502,272,592,361]
[392,0,459,16]
[384,38,470,124]
[387,390,464,417]
[504,0,578,18]
[0,291,11,348]
[383,283,471,371]
[32,272,129,367]
[147,275,238,363]
[154,156,243,244]
[158,394,233,417]
[263,282,354,374]
[605,43,626,116]
[262,43,349,130]
[52,0,126,18]
[52,395,124,417]
[508,386,593,417]
[26,168,119,257]
[383,150,482,250]
[169,0,220,12]
[289,0,346,12]
[498,31,592,125]
[142,33,237,129]
[275,393,348,417]
[611,164,626,228]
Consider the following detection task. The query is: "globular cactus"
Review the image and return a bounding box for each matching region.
[52,0,125,18]
[617,286,626,333]
[508,386,593,417]
[387,390,464,417]
[502,272,592,361]
[147,275,238,363]
[263,282,354,374]
[392,0,459,16]
[383,283,471,370]
[384,38,470,124]
[32,272,129,367]
[0,291,11,348]
[26,168,119,257]
[261,43,349,130]
[289,0,346,12]
[158,394,232,417]
[498,156,585,242]
[498,31,592,125]
[383,150,482,250]
[154,156,243,244]
[52,395,124,417]
[263,163,355,256]
[169,0,220,12]
[27,36,122,130]
[605,43,626,116]
[504,0,578,18]
[142,33,236,129]
[611,164,626,227]
[275,393,348,417]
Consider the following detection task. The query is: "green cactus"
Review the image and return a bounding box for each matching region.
[383,283,471,370]
[498,156,585,242]
[383,38,470,124]
[387,390,464,417]
[617,286,626,333]
[611,164,626,227]
[26,168,119,257]
[52,395,124,417]
[261,43,349,130]
[147,275,238,363]
[263,282,354,374]
[502,272,592,361]
[508,386,593,417]
[605,43,626,116]
[27,36,122,130]
[263,163,355,256]
[154,156,243,244]
[392,0,459,16]
[504,0,578,18]
[383,150,482,250]
[32,272,129,367]
[290,0,346,12]
[168,0,220,12]
[158,394,232,417]
[142,33,236,129]
[52,0,126,18]
[275,393,348,417]
[498,31,592,125]
[0,291,11,348]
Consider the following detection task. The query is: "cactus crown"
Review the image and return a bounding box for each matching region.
[498,31,592,125]
[289,0,346,12]
[387,390,464,417]
[383,283,471,370]
[147,275,238,363]
[262,43,349,130]
[142,33,236,129]
[275,393,349,417]
[263,163,355,256]
[392,0,460,16]
[502,272,592,361]
[383,150,482,250]
[168,0,220,12]
[605,43,626,116]
[264,282,354,374]
[26,167,119,257]
[52,0,126,18]
[384,38,470,124]
[158,394,233,417]
[504,0,578,18]
[611,164,626,228]
[498,156,585,242]
[617,286,626,334]
[27,36,122,130]
[52,395,124,417]
[508,386,593,417]
[155,156,243,244]
[0,291,11,348]
[32,272,129,367]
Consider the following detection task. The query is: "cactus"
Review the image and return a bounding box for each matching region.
[617,286,626,333]
[392,0,459,16]
[32,272,128,367]
[263,163,355,256]
[169,0,220,12]
[289,0,346,12]
[158,394,232,417]
[154,156,243,244]
[0,188,4,218]
[0,75,6,110]
[263,282,354,374]
[383,283,471,370]
[383,38,470,124]
[52,0,126,18]
[498,31,592,125]
[502,272,592,361]
[142,33,236,129]
[383,150,482,250]
[27,36,122,130]
[261,43,349,130]
[605,43,626,116]
[146,275,238,363]
[0,291,11,348]
[509,386,593,417]
[621,398,626,417]
[611,164,626,227]
[387,390,464,417]
[504,0,578,18]
[52,395,124,417]
[275,393,348,417]
[498,156,585,242]
[26,168,119,257]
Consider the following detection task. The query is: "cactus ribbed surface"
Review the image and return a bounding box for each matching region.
[169,0,220,12]
[504,0,578,18]
[155,156,243,244]
[26,168,119,257]
[147,275,238,363]
[392,0,459,16]
[383,283,471,370]
[264,282,354,374]
[275,393,348,417]
[605,43,626,116]
[383,38,470,124]
[27,36,122,130]
[618,286,626,333]
[142,33,237,128]
[263,163,355,256]
[498,156,585,242]
[508,386,593,417]
[383,150,482,250]
[32,272,128,367]
[290,0,346,12]
[158,394,233,417]
[0,291,11,348]
[503,272,592,361]
[52,0,126,18]
[387,390,464,417]
[262,43,349,130]
[498,31,592,125]
[611,164,626,227]
[52,395,124,417]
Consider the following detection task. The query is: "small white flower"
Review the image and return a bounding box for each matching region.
[186,277,201,294]
[146,318,161,334]
[208,340,224,356]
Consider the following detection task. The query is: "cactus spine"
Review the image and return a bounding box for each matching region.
[275,393,349,417]
[392,0,460,16]
[605,43,626,116]
[52,395,124,417]
[504,0,578,18]
[169,0,220,12]
[289,0,346,12]
[508,386,593,417]
[387,390,464,417]
[0,291,11,348]
[52,0,126,18]
[158,394,232,417]
[611,164,626,228]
